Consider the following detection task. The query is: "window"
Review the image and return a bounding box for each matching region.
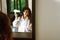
[10,0,27,12]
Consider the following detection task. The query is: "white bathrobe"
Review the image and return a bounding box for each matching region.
[18,16,30,32]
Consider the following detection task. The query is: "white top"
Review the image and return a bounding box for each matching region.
[12,16,32,32]
[18,16,30,32]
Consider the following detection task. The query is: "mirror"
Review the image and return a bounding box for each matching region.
[7,0,35,38]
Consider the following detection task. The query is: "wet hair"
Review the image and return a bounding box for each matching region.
[16,12,20,17]
[0,11,12,40]
[22,7,32,20]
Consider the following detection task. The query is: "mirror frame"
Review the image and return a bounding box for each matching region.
[6,0,35,40]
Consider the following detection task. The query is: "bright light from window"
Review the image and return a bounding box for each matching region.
[54,0,60,2]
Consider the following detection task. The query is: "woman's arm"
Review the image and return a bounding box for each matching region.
[12,17,20,27]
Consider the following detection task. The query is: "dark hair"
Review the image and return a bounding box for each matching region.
[16,12,20,17]
[22,7,32,20]
[0,11,12,40]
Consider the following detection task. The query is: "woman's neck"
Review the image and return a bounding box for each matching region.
[23,16,28,20]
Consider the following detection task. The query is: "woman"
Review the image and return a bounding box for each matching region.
[0,11,12,40]
[18,7,32,32]
[12,9,20,32]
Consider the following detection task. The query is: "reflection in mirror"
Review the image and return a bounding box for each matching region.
[8,0,32,32]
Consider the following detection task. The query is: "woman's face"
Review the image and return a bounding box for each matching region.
[23,9,29,17]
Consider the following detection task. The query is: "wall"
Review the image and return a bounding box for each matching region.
[2,0,7,14]
[0,2,1,11]
[36,0,60,40]
[28,0,32,12]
